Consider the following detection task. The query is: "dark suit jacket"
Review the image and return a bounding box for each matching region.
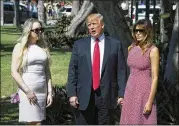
[67,36,127,110]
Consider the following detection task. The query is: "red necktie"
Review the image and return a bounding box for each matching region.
[92,38,100,90]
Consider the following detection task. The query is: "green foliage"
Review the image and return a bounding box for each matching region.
[157,79,179,124]
[1,26,21,97]
[41,85,123,125]
[44,15,88,49]
[55,15,72,33]
[153,7,176,44]
[160,13,171,19]
[42,85,75,125]
[156,42,179,125]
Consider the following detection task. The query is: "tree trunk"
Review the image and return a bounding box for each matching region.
[71,0,80,17]
[153,0,156,41]
[1,1,4,26]
[38,0,46,25]
[164,2,179,121]
[135,1,139,22]
[14,0,21,30]
[130,0,134,26]
[160,0,165,44]
[145,0,150,19]
[91,0,132,62]
[159,0,173,75]
[164,2,179,83]
[66,1,94,37]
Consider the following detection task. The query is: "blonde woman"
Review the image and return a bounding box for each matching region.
[11,18,53,125]
[120,19,159,124]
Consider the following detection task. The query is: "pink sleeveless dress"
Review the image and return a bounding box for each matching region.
[120,45,157,124]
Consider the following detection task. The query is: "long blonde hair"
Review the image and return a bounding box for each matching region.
[16,18,51,72]
[129,19,154,54]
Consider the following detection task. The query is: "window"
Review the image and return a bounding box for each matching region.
[66,8,71,12]
[4,5,9,11]
[4,4,14,11]
[8,5,14,11]
[138,8,145,13]
[138,8,160,14]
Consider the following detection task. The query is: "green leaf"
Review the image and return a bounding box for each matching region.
[160,13,170,19]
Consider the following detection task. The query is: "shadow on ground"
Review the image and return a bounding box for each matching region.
[1,43,72,54]
[1,44,14,52]
[0,97,25,125]
[1,27,21,35]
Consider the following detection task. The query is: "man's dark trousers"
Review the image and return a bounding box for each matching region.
[74,88,114,125]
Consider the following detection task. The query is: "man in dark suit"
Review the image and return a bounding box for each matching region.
[67,13,127,125]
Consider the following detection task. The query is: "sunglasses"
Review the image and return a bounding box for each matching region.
[134,29,145,34]
[31,28,44,34]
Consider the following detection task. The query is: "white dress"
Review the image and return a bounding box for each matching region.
[18,44,48,122]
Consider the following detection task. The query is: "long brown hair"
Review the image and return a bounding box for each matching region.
[129,19,154,54]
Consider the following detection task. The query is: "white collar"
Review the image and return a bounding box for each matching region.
[91,33,105,43]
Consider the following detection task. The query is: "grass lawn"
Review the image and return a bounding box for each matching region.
[0,26,71,124]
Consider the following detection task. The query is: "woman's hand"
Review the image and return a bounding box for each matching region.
[26,92,38,105]
[143,101,152,115]
[46,93,53,108]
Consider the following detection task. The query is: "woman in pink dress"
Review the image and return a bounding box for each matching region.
[120,19,160,124]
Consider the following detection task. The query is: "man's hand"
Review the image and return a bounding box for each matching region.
[117,97,124,106]
[69,96,79,108]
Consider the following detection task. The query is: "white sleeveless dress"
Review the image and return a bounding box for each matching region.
[18,44,48,122]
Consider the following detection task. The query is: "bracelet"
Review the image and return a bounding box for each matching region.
[48,92,54,97]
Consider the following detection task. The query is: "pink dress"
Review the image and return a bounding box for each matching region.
[120,45,157,124]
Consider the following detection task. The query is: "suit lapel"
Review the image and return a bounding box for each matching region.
[85,37,92,73]
[86,36,111,76]
[101,36,110,76]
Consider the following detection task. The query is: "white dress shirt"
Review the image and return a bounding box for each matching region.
[91,33,105,78]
